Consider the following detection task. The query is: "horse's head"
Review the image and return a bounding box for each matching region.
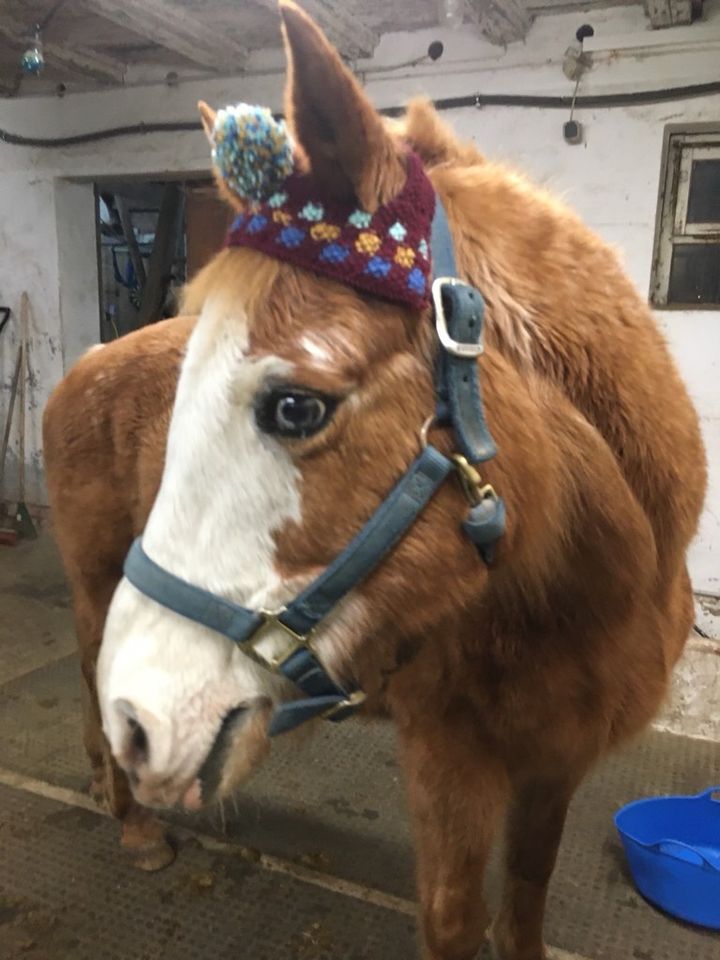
[98,1,497,811]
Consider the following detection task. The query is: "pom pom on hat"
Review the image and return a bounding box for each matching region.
[210,103,295,203]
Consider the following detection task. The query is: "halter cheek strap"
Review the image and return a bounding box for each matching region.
[122,196,505,736]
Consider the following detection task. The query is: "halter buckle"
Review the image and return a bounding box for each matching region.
[250,611,312,670]
[432,278,484,359]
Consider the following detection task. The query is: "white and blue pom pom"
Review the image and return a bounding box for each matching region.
[211,103,294,203]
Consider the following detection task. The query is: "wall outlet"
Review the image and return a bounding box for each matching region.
[563,119,583,145]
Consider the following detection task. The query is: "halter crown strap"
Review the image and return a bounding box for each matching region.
[430,201,497,464]
[431,201,505,562]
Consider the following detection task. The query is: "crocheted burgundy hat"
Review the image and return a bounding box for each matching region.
[210,104,436,310]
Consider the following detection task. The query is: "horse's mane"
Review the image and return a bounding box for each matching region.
[390,99,548,372]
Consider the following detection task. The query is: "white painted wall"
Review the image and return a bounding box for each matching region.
[0,1,718,594]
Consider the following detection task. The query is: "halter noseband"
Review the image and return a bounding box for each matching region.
[123,197,505,736]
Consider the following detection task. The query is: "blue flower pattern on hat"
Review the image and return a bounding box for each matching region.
[319,243,350,263]
[246,214,268,233]
[407,267,426,295]
[278,225,306,248]
[365,256,391,278]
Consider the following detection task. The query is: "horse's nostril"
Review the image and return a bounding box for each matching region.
[127,716,149,762]
[114,698,150,767]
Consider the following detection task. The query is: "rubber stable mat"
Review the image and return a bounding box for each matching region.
[0,538,74,687]
[0,783,418,960]
[1,652,720,959]
[0,654,416,898]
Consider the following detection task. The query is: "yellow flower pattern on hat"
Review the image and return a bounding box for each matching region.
[394,246,415,268]
[355,231,381,255]
[311,222,341,241]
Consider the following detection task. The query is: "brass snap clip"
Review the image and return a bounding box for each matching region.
[451,453,497,506]
[322,690,367,720]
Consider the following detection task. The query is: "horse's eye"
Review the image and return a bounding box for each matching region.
[255,389,336,439]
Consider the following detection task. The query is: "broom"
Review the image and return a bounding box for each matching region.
[12,293,37,540]
[0,342,21,546]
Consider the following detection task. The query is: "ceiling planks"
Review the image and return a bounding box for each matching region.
[3,1,697,99]
[252,0,379,59]
[85,0,248,72]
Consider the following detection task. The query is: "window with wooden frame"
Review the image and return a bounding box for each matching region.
[651,127,720,309]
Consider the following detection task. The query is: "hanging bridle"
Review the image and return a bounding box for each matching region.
[122,196,505,736]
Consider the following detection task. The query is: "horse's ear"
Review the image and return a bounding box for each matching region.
[198,101,217,142]
[279,0,405,212]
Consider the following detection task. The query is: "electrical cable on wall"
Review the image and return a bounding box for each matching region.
[1,81,720,149]
[0,120,201,148]
[559,23,593,145]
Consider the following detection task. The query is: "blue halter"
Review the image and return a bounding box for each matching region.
[123,197,505,736]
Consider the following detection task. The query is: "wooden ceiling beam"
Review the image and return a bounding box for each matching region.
[526,0,637,11]
[644,0,695,27]
[253,0,379,59]
[0,12,125,83]
[86,0,248,73]
[467,0,533,45]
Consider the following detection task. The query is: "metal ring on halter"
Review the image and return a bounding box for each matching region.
[420,415,437,450]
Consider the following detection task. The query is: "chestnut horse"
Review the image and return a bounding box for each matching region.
[45,3,705,958]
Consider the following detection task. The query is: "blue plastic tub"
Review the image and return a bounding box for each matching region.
[615,786,720,929]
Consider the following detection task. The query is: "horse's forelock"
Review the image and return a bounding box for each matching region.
[180,248,281,320]
[181,246,425,384]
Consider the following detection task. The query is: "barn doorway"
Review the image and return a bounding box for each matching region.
[95,177,233,342]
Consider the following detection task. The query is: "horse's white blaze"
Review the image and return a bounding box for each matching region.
[98,292,308,794]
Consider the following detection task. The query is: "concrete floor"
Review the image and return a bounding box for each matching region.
[1,536,719,960]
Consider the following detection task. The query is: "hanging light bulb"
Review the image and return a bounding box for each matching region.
[437,0,465,30]
[21,26,45,76]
